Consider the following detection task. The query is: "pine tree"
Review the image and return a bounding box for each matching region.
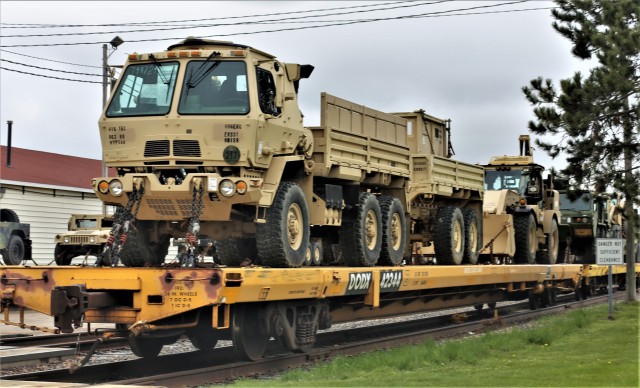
[522,0,639,301]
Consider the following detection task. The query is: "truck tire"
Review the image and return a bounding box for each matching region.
[216,238,257,266]
[0,209,19,223]
[537,218,559,264]
[514,213,537,264]
[310,240,323,266]
[378,196,406,266]
[462,208,480,264]
[120,223,170,267]
[433,206,465,265]
[257,181,310,268]
[2,235,25,265]
[340,192,382,267]
[54,244,74,266]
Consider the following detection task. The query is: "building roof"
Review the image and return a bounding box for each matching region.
[0,146,111,190]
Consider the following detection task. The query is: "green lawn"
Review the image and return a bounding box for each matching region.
[229,301,639,387]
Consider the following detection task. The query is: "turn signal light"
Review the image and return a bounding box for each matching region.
[236,180,247,194]
[97,180,110,194]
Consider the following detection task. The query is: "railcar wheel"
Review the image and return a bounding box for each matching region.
[537,219,559,264]
[514,213,537,264]
[257,182,310,268]
[232,304,269,361]
[378,196,406,266]
[461,208,480,264]
[2,235,25,265]
[128,335,163,358]
[340,192,382,266]
[528,291,540,310]
[433,206,465,265]
[188,330,220,351]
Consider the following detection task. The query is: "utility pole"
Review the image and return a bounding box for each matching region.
[102,43,108,108]
[100,36,124,216]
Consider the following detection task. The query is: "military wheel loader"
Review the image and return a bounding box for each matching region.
[480,135,561,264]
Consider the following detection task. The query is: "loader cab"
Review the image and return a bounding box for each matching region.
[483,165,545,204]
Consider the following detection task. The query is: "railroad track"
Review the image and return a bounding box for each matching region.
[2,292,620,387]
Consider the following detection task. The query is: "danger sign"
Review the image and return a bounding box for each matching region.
[595,238,624,265]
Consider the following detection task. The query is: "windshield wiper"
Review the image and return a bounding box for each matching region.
[149,54,171,84]
[185,51,221,91]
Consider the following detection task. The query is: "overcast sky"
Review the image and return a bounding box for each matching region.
[0,1,594,170]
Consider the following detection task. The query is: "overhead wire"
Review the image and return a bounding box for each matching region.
[0,1,547,48]
[0,49,102,68]
[0,0,552,85]
[0,0,426,28]
[0,59,102,77]
[0,1,450,38]
[0,66,102,83]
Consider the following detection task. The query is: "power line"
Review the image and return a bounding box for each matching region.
[1,59,102,77]
[0,0,425,28]
[0,1,449,38]
[0,66,102,84]
[0,49,102,68]
[0,2,548,48]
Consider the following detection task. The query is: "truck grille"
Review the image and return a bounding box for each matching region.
[69,236,94,244]
[173,140,201,157]
[144,140,170,157]
[143,140,201,158]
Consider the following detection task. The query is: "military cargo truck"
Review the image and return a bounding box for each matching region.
[0,208,32,265]
[480,135,561,264]
[92,38,484,267]
[557,191,610,263]
[53,214,113,265]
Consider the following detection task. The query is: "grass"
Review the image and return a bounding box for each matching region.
[227,301,639,387]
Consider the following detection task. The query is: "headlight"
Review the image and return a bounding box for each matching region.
[63,237,70,243]
[219,179,236,197]
[109,180,124,196]
[89,237,96,243]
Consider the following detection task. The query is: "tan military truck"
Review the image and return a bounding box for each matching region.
[480,135,561,264]
[92,38,484,267]
[53,214,113,265]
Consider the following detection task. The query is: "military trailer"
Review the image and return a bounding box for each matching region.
[53,214,113,265]
[91,38,484,268]
[0,208,32,265]
[480,135,561,264]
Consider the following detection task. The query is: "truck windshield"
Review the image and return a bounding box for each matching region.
[106,62,179,117]
[484,170,527,193]
[559,193,592,211]
[178,61,249,115]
